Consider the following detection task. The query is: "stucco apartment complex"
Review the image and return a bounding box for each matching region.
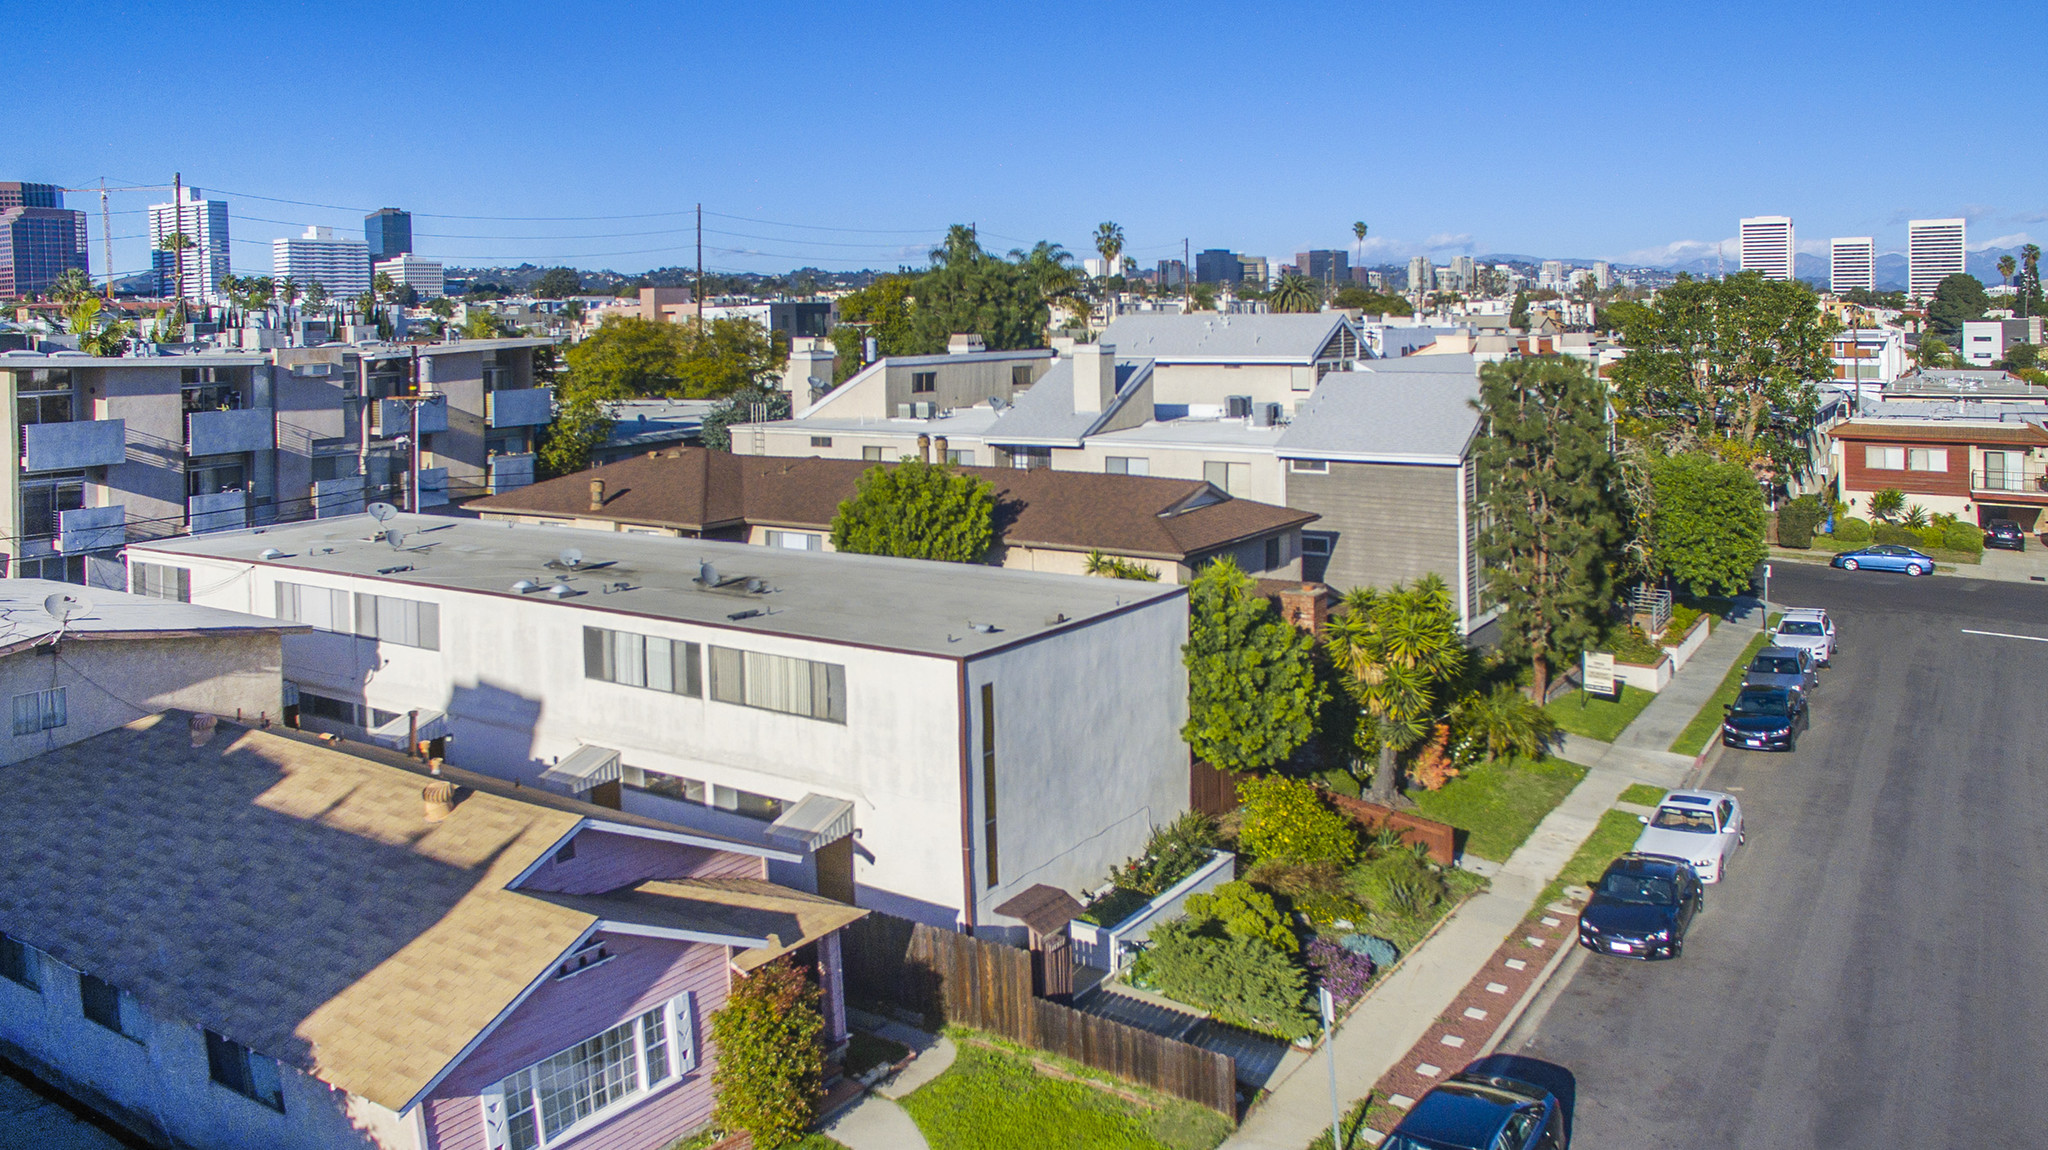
[0,712,859,1150]
[1829,405,2048,529]
[0,337,552,586]
[126,515,1192,933]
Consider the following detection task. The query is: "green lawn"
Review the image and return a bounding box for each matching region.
[901,1036,1232,1150]
[1544,685,1656,743]
[1617,783,1667,807]
[1406,755,1589,863]
[669,1133,847,1150]
[1668,630,1774,757]
[1536,808,1646,909]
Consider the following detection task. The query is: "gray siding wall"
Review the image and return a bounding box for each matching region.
[1285,461,1467,614]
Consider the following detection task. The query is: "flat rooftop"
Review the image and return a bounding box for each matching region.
[130,514,1185,658]
[0,578,304,656]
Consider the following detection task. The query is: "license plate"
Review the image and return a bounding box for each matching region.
[1746,738,1767,746]
[1609,941,1634,953]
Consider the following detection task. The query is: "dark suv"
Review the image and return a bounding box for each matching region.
[1382,1064,1568,1149]
[1985,519,2027,551]
[1577,854,1703,960]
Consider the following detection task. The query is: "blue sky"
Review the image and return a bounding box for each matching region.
[13,1,2044,279]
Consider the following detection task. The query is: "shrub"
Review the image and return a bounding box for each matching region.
[1305,936,1376,1007]
[710,958,824,1148]
[1349,851,1446,919]
[1244,859,1345,899]
[1832,516,1872,544]
[1665,602,1705,640]
[1185,881,1298,953]
[1408,724,1459,791]
[1916,524,1948,551]
[1943,521,1985,554]
[1775,496,1821,549]
[1236,775,1358,867]
[1337,933,1400,969]
[1109,811,1219,898]
[1872,522,1922,548]
[1131,918,1315,1040]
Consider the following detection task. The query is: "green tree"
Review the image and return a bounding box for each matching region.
[536,390,605,478]
[1180,558,1324,773]
[1082,550,1160,581]
[1331,285,1412,315]
[1324,576,1466,806]
[674,316,783,398]
[534,267,582,299]
[906,225,1046,352]
[1188,282,1219,312]
[302,281,329,316]
[1235,774,1356,867]
[710,958,824,1149]
[1471,358,1626,701]
[700,385,791,451]
[462,310,509,339]
[1925,273,1989,341]
[1269,273,1322,313]
[51,267,94,303]
[1609,271,1838,476]
[1866,487,1904,522]
[1509,289,1530,328]
[427,296,457,319]
[831,274,918,381]
[1915,335,1955,369]
[1094,221,1125,279]
[565,315,688,395]
[372,270,397,302]
[1999,254,2018,288]
[829,458,995,562]
[1651,452,1766,597]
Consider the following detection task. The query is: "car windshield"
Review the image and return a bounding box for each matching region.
[1751,656,1802,675]
[1778,621,1824,636]
[1731,692,1791,716]
[1599,872,1677,905]
[1651,807,1717,833]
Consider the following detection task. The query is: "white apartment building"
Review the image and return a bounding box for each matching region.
[1739,216,1795,282]
[271,226,371,297]
[1538,261,1565,292]
[374,254,444,299]
[147,188,231,301]
[126,516,1193,933]
[1408,256,1433,294]
[1592,261,1611,291]
[1909,218,1966,300]
[1961,318,2044,367]
[1829,327,1910,393]
[1830,237,1876,294]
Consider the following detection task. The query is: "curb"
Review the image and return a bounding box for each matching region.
[1475,908,1579,1059]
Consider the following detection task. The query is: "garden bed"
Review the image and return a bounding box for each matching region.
[1403,755,1589,862]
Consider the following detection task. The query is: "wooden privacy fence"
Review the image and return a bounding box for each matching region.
[1322,790,1459,865]
[841,912,1239,1117]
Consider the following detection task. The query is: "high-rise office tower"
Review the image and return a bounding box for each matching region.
[365,208,412,261]
[148,188,231,300]
[1238,255,1269,286]
[273,226,372,297]
[1908,219,1966,300]
[1295,250,1349,287]
[1450,255,1476,292]
[1829,238,1875,294]
[1194,249,1243,285]
[1739,216,1795,281]
[0,182,88,297]
[1408,256,1433,293]
[1156,259,1188,289]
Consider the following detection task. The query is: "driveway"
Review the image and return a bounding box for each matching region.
[1505,564,2048,1147]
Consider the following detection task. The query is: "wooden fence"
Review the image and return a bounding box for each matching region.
[1189,759,1240,817]
[841,912,1239,1117]
[1322,790,1459,865]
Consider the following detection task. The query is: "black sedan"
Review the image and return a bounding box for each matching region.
[1577,854,1703,960]
[1382,1063,1570,1149]
[1721,686,1808,751]
[1985,519,2028,551]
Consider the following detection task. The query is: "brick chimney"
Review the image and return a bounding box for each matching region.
[1278,583,1328,636]
[589,478,606,511]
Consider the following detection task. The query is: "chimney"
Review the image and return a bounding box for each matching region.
[917,433,932,463]
[1278,583,1328,637]
[782,337,837,414]
[422,779,456,823]
[934,435,949,462]
[589,478,606,510]
[1071,341,1117,414]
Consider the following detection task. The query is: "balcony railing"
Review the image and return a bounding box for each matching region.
[486,387,554,428]
[1971,470,2048,495]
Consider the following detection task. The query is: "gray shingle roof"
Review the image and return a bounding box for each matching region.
[1275,357,1480,463]
[987,360,1150,444]
[1100,313,1353,362]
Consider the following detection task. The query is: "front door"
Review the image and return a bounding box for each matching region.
[815,834,856,905]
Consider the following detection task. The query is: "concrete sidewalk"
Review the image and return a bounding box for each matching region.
[1610,601,1765,756]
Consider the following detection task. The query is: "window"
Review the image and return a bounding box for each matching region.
[0,932,41,990]
[1010,448,1052,471]
[131,562,191,602]
[861,446,885,462]
[1011,364,1034,389]
[493,997,696,1150]
[1104,456,1149,476]
[14,554,84,584]
[354,593,441,650]
[276,582,351,631]
[945,449,974,466]
[1265,537,1283,570]
[1907,447,1947,472]
[810,436,833,448]
[20,475,84,538]
[1301,533,1334,557]
[583,627,701,697]
[1288,459,1329,474]
[982,683,998,887]
[707,647,846,723]
[292,687,398,730]
[624,766,786,820]
[911,371,937,394]
[206,1030,285,1112]
[187,454,249,499]
[79,973,143,1040]
[1864,445,1906,470]
[765,530,821,551]
[11,689,65,737]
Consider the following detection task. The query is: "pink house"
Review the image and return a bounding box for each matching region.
[0,712,863,1150]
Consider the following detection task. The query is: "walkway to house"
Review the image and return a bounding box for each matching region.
[822,1019,954,1150]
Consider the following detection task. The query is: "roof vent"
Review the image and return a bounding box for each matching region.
[549,582,576,598]
[258,547,285,560]
[511,579,538,594]
[423,779,456,823]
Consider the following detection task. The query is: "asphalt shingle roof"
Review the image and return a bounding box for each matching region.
[1275,357,1481,463]
[1099,313,1353,361]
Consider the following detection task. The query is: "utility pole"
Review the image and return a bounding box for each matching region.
[407,347,422,514]
[1183,237,1191,301]
[695,203,704,325]
[172,171,184,305]
[99,179,113,299]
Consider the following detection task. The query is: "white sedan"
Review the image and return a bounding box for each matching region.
[1632,791,1745,884]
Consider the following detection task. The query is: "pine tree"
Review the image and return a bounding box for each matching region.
[1472,358,1625,701]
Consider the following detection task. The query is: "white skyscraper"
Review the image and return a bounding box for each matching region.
[1908,218,1966,300]
[1739,216,1795,281]
[1829,237,1875,294]
[272,226,371,297]
[1592,261,1611,291]
[375,255,445,300]
[1407,255,1433,294]
[147,187,231,300]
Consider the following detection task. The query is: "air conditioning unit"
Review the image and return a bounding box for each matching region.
[1251,403,1280,428]
[1225,395,1252,419]
[896,403,914,419]
[913,401,937,419]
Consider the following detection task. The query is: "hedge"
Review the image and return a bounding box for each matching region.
[1832,516,1873,544]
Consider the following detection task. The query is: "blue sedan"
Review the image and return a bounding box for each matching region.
[1830,544,1933,576]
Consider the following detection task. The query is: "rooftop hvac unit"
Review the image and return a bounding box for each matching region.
[1251,402,1279,428]
[1225,395,1252,419]
[913,401,937,419]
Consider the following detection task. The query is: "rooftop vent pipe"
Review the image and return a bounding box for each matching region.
[423,779,456,823]
[589,478,606,511]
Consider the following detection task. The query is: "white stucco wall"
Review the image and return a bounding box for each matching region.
[0,632,287,766]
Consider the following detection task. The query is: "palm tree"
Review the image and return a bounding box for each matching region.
[372,270,397,303]
[1998,254,2017,288]
[277,276,301,334]
[51,267,95,303]
[2023,244,2042,318]
[1269,273,1323,314]
[302,281,329,319]
[1352,220,1368,263]
[1324,576,1467,806]
[1013,241,1080,314]
[1094,222,1125,280]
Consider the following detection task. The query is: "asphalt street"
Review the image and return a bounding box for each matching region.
[1509,564,2048,1148]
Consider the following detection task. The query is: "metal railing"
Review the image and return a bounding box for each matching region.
[1971,470,2048,494]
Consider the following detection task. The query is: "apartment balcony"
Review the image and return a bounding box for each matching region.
[58,505,126,553]
[374,394,449,437]
[187,407,275,456]
[23,419,127,471]
[416,467,449,509]
[313,476,367,518]
[488,452,536,492]
[1971,469,2048,500]
[188,490,249,534]
[486,387,554,428]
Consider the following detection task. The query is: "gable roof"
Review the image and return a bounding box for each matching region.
[468,449,1315,562]
[984,358,1152,445]
[1100,313,1355,362]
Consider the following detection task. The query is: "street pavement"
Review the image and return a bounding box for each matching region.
[1508,564,2048,1148]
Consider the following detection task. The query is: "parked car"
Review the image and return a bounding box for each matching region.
[1721,686,1808,751]
[1769,608,1835,667]
[1984,519,2027,552]
[1631,791,1744,883]
[1577,854,1703,960]
[1743,645,1818,697]
[1381,1064,1569,1149]
[1830,544,1933,576]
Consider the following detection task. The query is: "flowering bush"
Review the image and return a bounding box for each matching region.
[1306,936,1376,1007]
[1407,724,1459,791]
[1237,775,1358,867]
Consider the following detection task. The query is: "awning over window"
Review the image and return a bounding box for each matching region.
[364,709,447,751]
[540,744,623,789]
[766,793,856,851]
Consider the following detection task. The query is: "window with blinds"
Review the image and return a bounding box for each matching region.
[275,582,351,631]
[707,647,846,723]
[130,562,191,602]
[583,627,702,697]
[353,593,440,650]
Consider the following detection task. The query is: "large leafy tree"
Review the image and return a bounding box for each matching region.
[700,385,792,451]
[1609,271,1838,476]
[545,315,779,474]
[1472,358,1626,701]
[1651,452,1767,596]
[1181,558,1324,774]
[829,273,918,381]
[1323,575,1466,806]
[533,267,582,299]
[830,458,995,562]
[1925,273,1989,341]
[906,225,1046,352]
[710,957,824,1148]
[675,315,784,397]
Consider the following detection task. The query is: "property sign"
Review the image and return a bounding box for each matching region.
[1583,651,1618,698]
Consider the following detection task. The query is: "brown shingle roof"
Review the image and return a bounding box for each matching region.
[1830,421,2048,446]
[467,449,1317,562]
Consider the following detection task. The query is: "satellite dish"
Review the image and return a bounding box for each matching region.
[559,548,584,569]
[697,559,718,586]
[43,592,92,624]
[385,530,407,550]
[367,502,398,523]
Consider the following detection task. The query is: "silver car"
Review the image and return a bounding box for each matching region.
[1743,645,1817,698]
[1770,608,1835,667]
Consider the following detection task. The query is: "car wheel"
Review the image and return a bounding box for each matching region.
[1907,564,1926,576]
[1842,558,1859,570]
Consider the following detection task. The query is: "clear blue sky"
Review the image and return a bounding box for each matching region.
[14,0,2043,280]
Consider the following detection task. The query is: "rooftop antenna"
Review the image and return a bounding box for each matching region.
[43,591,92,646]
[559,547,583,570]
[697,559,718,587]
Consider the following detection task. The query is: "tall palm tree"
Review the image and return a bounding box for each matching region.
[1998,254,2017,288]
[1324,576,1467,806]
[2022,244,2042,318]
[51,267,95,303]
[1352,220,1368,263]
[277,276,301,334]
[1094,222,1125,279]
[1269,273,1323,314]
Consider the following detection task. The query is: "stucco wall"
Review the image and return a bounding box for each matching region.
[1147,363,1305,408]
[0,631,286,765]
[96,365,192,525]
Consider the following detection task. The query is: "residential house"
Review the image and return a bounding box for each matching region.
[0,711,859,1150]
[1828,402,2048,529]
[1959,318,2043,368]
[124,515,1192,932]
[1829,327,1910,394]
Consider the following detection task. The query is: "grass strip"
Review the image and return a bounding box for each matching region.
[1616,783,1667,807]
[1544,685,1656,743]
[1302,1091,1388,1150]
[1406,756,1588,863]
[1534,808,1647,911]
[1668,630,1774,757]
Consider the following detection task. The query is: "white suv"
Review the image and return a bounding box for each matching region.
[1770,607,1835,667]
